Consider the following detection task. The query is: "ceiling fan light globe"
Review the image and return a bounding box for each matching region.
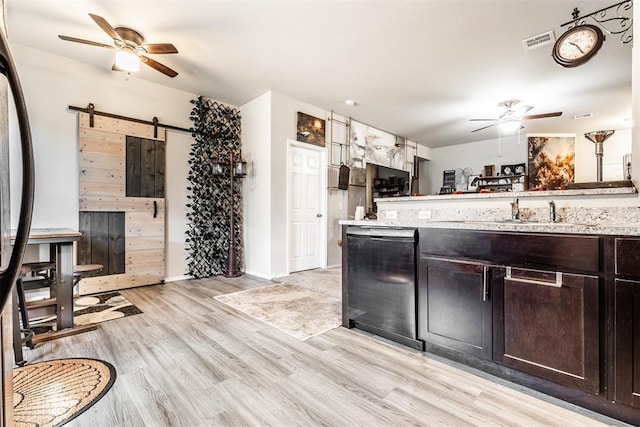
[115,50,140,72]
[499,120,522,133]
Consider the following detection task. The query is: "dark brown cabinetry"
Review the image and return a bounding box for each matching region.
[614,237,640,408]
[418,257,493,359]
[493,267,600,393]
[343,226,640,423]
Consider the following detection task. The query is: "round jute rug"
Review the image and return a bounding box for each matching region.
[13,358,116,427]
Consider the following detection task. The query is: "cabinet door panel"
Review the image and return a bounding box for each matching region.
[495,268,600,393]
[614,279,640,408]
[419,257,492,359]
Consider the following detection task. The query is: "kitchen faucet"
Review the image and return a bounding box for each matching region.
[549,200,558,223]
[510,198,520,221]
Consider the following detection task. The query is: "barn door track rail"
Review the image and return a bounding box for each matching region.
[68,103,191,137]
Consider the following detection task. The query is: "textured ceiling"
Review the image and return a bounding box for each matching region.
[6,0,632,148]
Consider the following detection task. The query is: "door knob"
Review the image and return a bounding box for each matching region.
[317,213,323,218]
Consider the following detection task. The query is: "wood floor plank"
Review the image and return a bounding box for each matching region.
[18,273,627,427]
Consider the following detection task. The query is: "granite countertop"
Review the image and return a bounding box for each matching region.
[376,185,637,202]
[340,219,640,236]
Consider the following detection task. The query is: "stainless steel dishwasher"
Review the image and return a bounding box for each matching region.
[346,227,423,350]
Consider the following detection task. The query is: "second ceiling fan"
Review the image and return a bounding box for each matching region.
[58,13,179,78]
[469,99,562,133]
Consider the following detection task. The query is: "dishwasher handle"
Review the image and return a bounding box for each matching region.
[346,227,416,239]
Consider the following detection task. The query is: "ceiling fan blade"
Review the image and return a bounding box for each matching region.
[523,112,563,120]
[472,123,498,133]
[142,43,179,54]
[140,55,178,77]
[89,13,122,42]
[469,118,498,122]
[58,35,116,49]
[512,105,533,117]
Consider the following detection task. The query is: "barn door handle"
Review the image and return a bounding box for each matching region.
[0,29,35,314]
[153,200,158,218]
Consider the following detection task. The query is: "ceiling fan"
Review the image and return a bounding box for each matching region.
[469,99,562,133]
[58,13,179,78]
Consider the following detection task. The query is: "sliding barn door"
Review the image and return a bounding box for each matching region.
[77,112,165,294]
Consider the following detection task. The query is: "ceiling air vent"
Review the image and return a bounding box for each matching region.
[522,30,555,51]
[574,112,594,120]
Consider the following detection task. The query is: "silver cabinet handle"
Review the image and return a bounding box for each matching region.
[505,267,563,288]
[482,266,488,301]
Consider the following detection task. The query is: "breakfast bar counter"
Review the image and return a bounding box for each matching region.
[341,185,640,423]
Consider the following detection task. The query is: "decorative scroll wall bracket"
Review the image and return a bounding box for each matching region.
[561,1,633,44]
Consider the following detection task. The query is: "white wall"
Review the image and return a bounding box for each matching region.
[241,90,336,278]
[270,91,329,277]
[9,44,196,280]
[426,129,632,195]
[241,92,272,277]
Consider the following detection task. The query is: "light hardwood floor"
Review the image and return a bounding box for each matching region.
[23,274,628,426]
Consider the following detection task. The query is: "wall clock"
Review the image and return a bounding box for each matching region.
[552,24,604,68]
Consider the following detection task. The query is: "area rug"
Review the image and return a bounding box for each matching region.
[215,283,341,340]
[273,266,341,299]
[30,292,143,335]
[14,358,116,427]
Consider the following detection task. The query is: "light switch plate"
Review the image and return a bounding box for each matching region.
[385,210,398,220]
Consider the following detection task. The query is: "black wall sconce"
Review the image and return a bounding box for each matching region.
[213,152,247,277]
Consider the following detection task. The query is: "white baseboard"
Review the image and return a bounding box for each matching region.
[163,275,192,283]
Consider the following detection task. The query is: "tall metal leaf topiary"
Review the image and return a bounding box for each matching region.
[186,96,243,277]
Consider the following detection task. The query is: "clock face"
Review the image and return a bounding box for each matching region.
[552,24,604,67]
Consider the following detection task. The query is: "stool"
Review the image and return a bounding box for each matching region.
[13,261,55,366]
[73,264,103,286]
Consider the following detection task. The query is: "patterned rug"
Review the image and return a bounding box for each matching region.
[14,358,116,427]
[30,292,143,335]
[273,266,341,299]
[215,282,341,340]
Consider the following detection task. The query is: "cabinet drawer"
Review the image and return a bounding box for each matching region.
[615,238,640,277]
[420,228,600,273]
[494,268,600,394]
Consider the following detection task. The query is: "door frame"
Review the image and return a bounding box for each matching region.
[286,139,327,274]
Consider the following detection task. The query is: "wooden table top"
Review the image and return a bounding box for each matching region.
[10,228,81,243]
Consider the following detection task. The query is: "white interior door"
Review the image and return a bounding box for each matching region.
[290,145,322,272]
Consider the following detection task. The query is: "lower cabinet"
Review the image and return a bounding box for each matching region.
[614,278,640,408]
[418,257,493,359]
[493,267,600,394]
[614,237,640,408]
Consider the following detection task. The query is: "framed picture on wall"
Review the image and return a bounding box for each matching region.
[483,164,496,177]
[528,134,575,190]
[296,112,326,147]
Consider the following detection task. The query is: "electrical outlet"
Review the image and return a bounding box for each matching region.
[385,210,398,220]
[419,210,432,220]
